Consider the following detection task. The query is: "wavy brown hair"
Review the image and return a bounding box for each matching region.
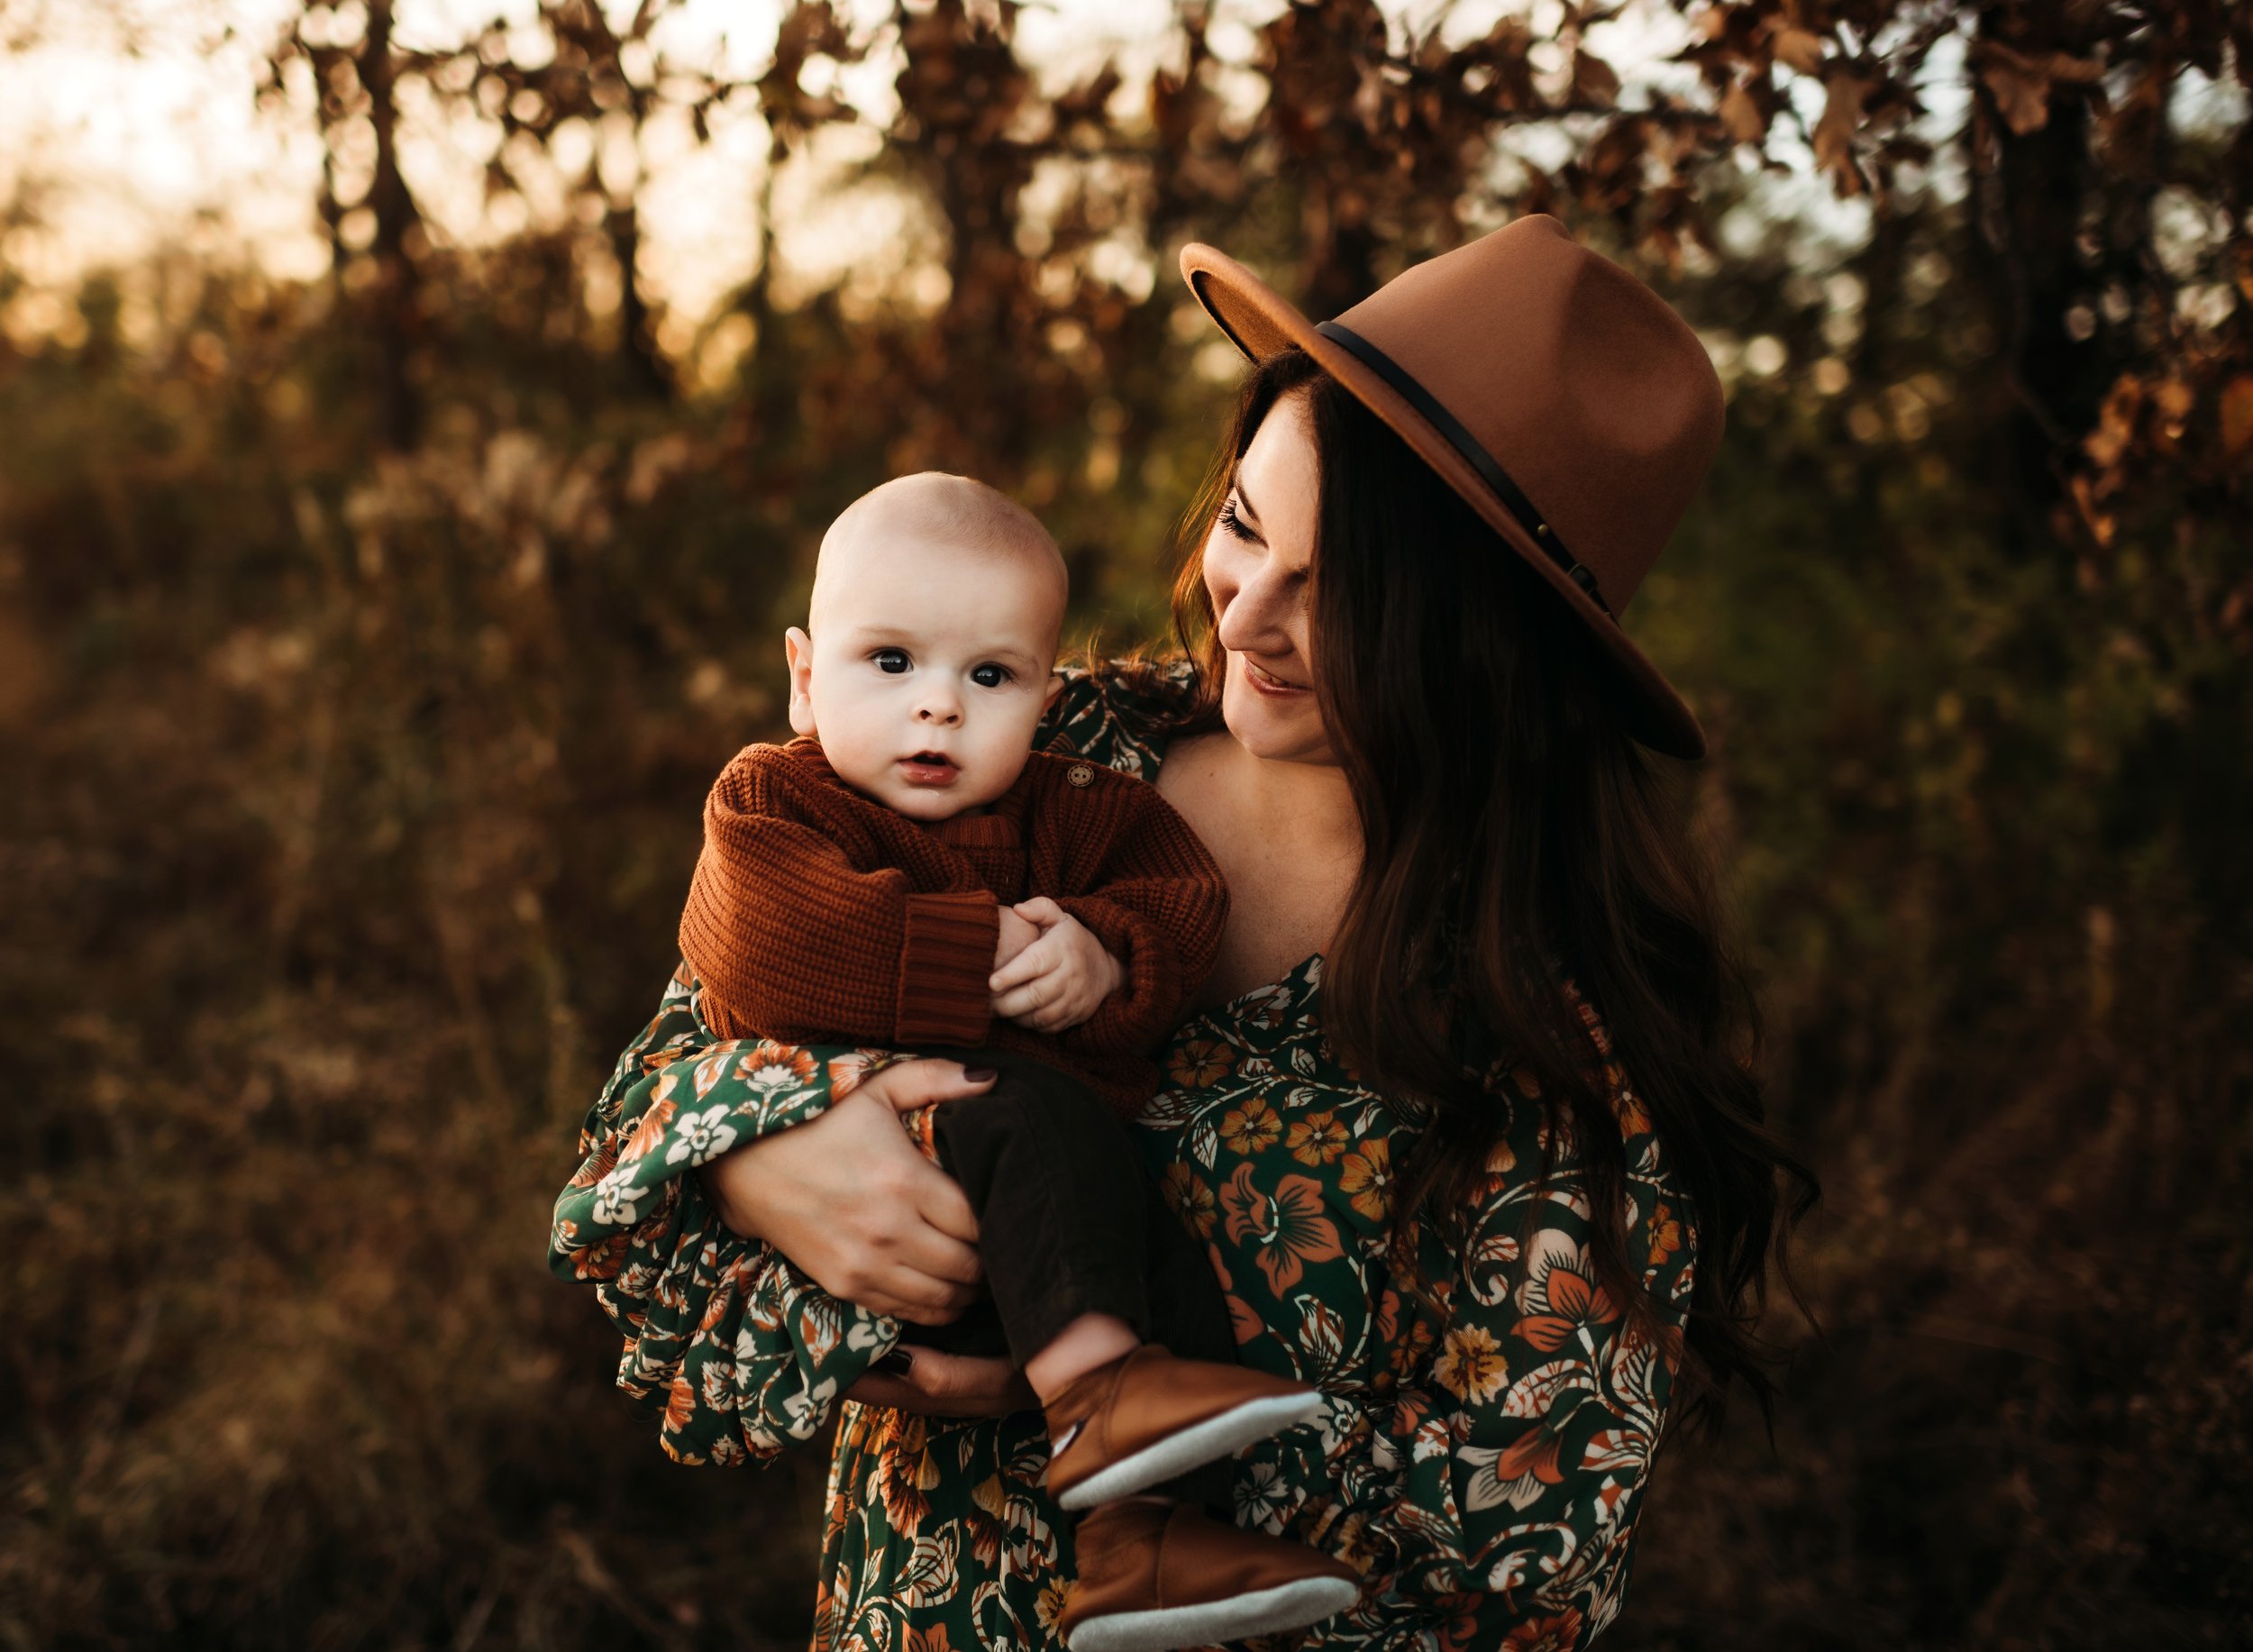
[1155,347,1817,1435]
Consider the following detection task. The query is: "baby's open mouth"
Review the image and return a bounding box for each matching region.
[899,751,959,782]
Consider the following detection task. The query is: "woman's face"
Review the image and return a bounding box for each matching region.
[1202,388,1334,765]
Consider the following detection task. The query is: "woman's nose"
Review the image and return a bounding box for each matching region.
[1214,561,1295,657]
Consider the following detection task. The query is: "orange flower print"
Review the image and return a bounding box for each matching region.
[1167,1036,1236,1087]
[1161,1163,1218,1237]
[1434,1593,1484,1651]
[826,1049,883,1098]
[966,1474,1007,1569]
[616,1097,678,1165]
[1339,1136,1393,1222]
[737,1041,818,1097]
[663,1374,697,1434]
[1646,1201,1683,1269]
[1218,1096,1282,1155]
[876,1416,938,1531]
[1517,1232,1619,1353]
[1501,1607,1585,1652]
[1433,1323,1509,1404]
[1286,1108,1349,1166]
[1611,1081,1652,1138]
[1218,1163,1345,1295]
[905,1627,960,1652]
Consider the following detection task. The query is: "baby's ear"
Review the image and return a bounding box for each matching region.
[1042,671,1064,713]
[783,627,818,737]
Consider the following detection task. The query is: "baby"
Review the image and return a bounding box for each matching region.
[676,473,1359,1650]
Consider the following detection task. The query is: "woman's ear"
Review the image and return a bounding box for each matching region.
[784,627,818,736]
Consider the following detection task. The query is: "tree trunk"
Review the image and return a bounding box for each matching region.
[362,0,421,452]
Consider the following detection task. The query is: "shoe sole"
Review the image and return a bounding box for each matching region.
[1064,1574,1363,1652]
[1053,1390,1326,1510]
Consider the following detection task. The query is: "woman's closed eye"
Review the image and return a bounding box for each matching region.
[1216,494,1261,543]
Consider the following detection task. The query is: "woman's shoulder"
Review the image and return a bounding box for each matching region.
[1036,655,1201,779]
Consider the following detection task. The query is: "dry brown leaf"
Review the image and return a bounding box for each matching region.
[1774,27,1825,75]
[1720,80,1766,143]
[1573,50,1622,106]
[1813,69,1869,194]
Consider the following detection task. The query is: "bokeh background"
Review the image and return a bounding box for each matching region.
[2,0,2248,1647]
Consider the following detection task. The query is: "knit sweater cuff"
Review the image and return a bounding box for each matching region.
[897,893,999,1046]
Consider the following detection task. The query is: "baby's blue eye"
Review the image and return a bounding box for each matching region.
[873,649,909,674]
[971,662,1010,689]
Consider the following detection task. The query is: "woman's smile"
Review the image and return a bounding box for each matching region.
[1243,656,1309,697]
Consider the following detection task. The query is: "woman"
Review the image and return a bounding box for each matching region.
[553,215,1811,1647]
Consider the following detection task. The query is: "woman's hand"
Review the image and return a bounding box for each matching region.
[698,1058,994,1326]
[844,1346,1039,1419]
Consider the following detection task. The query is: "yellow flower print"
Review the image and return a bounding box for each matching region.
[1432,1323,1509,1404]
[1339,1136,1393,1221]
[1161,1162,1218,1237]
[1218,1096,1282,1155]
[1286,1108,1349,1166]
[1035,1579,1071,1632]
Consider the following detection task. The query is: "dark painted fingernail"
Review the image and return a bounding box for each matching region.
[962,1067,997,1082]
[875,1348,914,1376]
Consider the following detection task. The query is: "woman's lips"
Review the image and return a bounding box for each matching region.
[1243,658,1309,697]
[898,753,959,785]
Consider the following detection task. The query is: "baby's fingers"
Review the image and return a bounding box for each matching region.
[1012,897,1066,929]
[990,974,1055,1020]
[989,936,1056,994]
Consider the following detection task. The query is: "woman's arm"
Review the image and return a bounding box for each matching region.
[552,970,1025,1463]
[1325,1086,1692,1646]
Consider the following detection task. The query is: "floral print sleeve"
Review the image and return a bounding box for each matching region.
[549,963,909,1465]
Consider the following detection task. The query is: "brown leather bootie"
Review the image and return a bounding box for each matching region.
[1058,1500,1363,1652]
[1043,1345,1325,1510]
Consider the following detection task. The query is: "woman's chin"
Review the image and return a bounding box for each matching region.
[1221,676,1336,767]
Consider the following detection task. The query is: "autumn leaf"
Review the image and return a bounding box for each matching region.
[1813,69,1870,196]
[1976,42,2104,137]
[1773,27,1825,76]
[1719,80,1766,144]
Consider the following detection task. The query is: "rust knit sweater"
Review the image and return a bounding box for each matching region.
[678,737,1228,1118]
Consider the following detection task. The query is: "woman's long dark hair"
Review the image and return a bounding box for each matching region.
[1163,347,1818,1436]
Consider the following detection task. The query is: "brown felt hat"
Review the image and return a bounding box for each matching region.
[1181,214,1722,759]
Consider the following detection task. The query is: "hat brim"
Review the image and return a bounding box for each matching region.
[1180,242,1708,761]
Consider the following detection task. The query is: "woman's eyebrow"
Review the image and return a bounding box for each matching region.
[1233,478,1266,532]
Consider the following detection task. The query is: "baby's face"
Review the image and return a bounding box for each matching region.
[787,534,1063,821]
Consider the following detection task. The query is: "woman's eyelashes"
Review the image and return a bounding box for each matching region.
[1216,493,1260,542]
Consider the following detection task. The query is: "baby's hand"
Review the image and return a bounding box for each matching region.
[993,904,1041,972]
[988,898,1123,1033]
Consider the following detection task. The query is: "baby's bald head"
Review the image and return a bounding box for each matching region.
[785,473,1069,820]
[810,472,1067,645]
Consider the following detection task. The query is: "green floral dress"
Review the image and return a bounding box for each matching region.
[551,664,1693,1651]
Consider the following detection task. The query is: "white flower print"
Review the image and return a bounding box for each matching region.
[664,1103,740,1166]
